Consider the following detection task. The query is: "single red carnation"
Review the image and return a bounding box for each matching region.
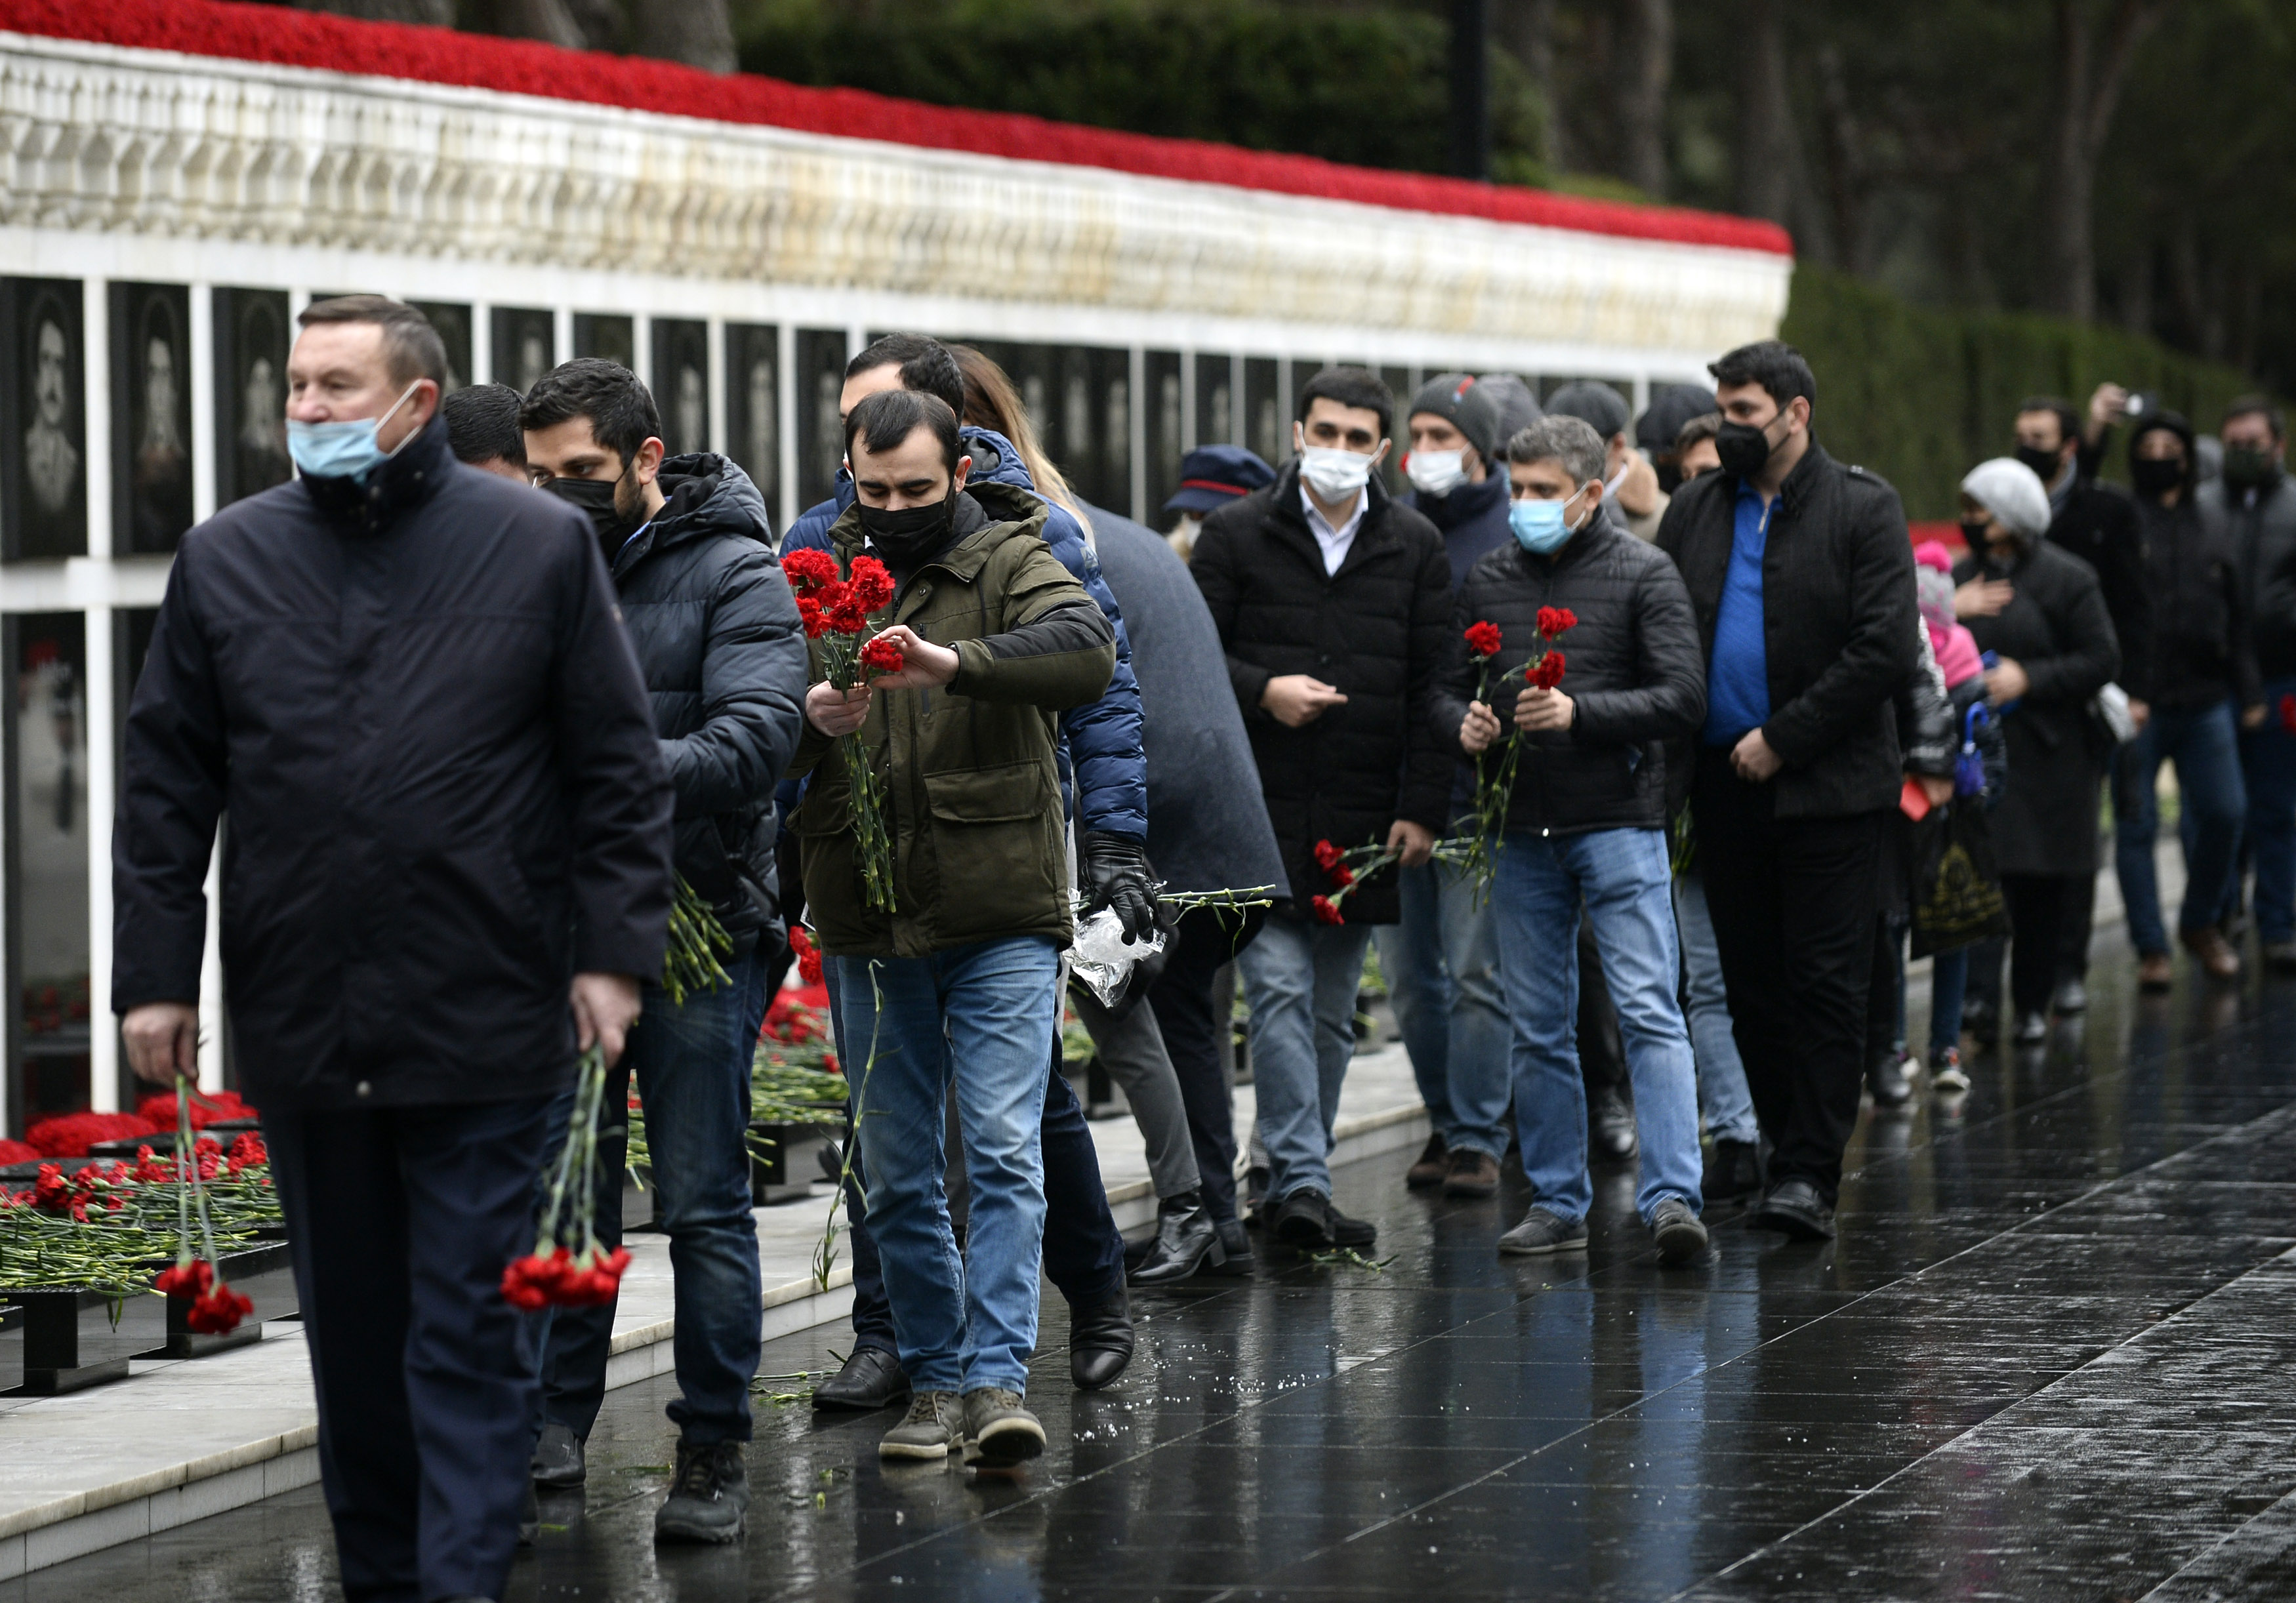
[186,1282,254,1335]
[859,635,906,674]
[1464,620,1503,658]
[826,598,869,634]
[790,926,825,986]
[1313,839,1345,872]
[1536,606,1579,638]
[1330,863,1355,888]
[796,598,827,639]
[1528,651,1567,690]
[1311,894,1345,925]
[781,548,840,594]
[155,1259,215,1299]
[848,556,896,611]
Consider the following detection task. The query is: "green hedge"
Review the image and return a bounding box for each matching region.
[1781,266,2264,520]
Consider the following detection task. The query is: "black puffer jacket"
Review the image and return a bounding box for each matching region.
[2133,495,2259,713]
[1193,460,1453,923]
[612,453,808,950]
[1432,519,1706,835]
[1656,442,1919,819]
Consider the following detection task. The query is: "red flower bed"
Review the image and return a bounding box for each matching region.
[0,1139,39,1166]
[136,1089,258,1129]
[0,0,1791,256]
[24,1110,161,1158]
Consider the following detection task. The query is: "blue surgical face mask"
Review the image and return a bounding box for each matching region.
[287,380,423,483]
[1509,486,1590,554]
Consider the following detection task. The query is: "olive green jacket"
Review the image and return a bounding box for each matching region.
[790,485,1118,958]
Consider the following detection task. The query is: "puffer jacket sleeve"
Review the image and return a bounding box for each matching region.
[552,532,677,979]
[112,542,228,1013]
[1568,548,1708,746]
[1045,508,1150,838]
[663,547,810,815]
[949,540,1118,710]
[781,494,842,556]
[1399,533,1456,832]
[1895,622,1956,778]
[1761,480,1919,769]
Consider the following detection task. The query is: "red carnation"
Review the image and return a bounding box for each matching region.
[186,1282,254,1335]
[2282,693,2295,735]
[1527,651,1567,691]
[1313,839,1345,872]
[1536,607,1578,638]
[781,548,840,594]
[1329,863,1355,888]
[827,598,869,634]
[1464,620,1503,659]
[1311,895,1345,925]
[790,925,824,986]
[859,636,906,674]
[155,1259,215,1299]
[796,597,827,639]
[849,556,896,611]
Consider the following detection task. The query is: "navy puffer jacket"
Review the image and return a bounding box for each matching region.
[613,453,808,949]
[783,426,1149,839]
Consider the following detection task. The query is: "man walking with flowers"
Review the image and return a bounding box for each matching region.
[793,389,1115,1467]
[1441,415,1712,1264]
[113,298,673,1603]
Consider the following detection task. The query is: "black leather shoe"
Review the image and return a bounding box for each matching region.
[2051,977,2089,1013]
[1590,1085,1638,1162]
[1328,1206,1378,1249]
[812,1345,909,1411]
[1269,1188,1335,1251]
[1202,1217,1254,1276]
[655,1439,748,1544]
[1750,1178,1836,1241]
[1867,1049,1912,1108]
[2013,1009,2049,1045]
[1130,1190,1227,1285]
[1701,1139,1763,1205]
[531,1421,586,1488]
[1069,1287,1135,1389]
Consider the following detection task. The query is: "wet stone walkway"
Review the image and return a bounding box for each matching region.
[21,944,2296,1602]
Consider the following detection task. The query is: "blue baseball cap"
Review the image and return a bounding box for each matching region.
[1164,444,1276,515]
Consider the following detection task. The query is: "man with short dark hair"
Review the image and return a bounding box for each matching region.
[796,387,1115,1467]
[115,296,672,1603]
[2203,398,2296,969]
[1442,415,1710,1263]
[443,382,529,480]
[1675,413,1723,483]
[520,357,807,1543]
[1193,365,1452,1252]
[1657,339,1919,1242]
[1639,384,1720,495]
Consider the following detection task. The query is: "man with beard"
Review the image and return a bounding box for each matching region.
[520,359,808,1543]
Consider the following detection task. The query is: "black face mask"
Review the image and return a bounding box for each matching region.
[1654,459,1684,497]
[2130,455,2186,498]
[545,471,646,553]
[1714,418,1780,480]
[2224,444,2282,490]
[858,495,954,570]
[2013,443,2065,484]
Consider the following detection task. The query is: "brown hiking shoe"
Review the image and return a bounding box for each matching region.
[1405,1133,1449,1190]
[1441,1147,1500,1198]
[2181,925,2242,982]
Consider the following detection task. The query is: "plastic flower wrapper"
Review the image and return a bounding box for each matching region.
[1068,900,1168,1007]
[783,548,904,912]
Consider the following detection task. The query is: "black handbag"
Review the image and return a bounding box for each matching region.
[1909,797,2011,958]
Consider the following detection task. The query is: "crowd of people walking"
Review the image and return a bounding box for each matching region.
[102,293,2296,1602]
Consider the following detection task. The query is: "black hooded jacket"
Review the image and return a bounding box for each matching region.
[2127,413,2261,714]
[610,453,808,950]
[113,417,674,1110]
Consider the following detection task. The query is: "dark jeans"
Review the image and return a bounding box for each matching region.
[1692,748,1883,1203]
[2003,872,2083,1017]
[265,1095,554,1603]
[2116,699,2247,953]
[1147,904,1267,1228]
[830,969,1127,1362]
[540,948,769,1445]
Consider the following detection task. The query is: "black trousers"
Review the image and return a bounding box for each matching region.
[844,1038,1128,1357]
[1692,749,1884,1203]
[2004,872,2083,1017]
[265,1095,552,1603]
[1147,903,1267,1227]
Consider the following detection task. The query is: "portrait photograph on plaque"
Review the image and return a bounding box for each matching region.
[653,317,709,457]
[410,301,472,393]
[491,306,555,394]
[0,277,87,561]
[724,322,777,512]
[574,313,634,372]
[110,281,194,555]
[212,287,291,508]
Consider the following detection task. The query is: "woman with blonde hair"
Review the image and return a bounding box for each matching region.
[947,344,1094,544]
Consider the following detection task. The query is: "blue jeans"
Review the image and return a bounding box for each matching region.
[1927,947,1969,1060]
[538,948,768,1446]
[1671,870,1757,1146]
[1494,828,1703,1224]
[2242,675,2296,944]
[1372,861,1511,1158]
[2116,700,2247,954]
[1235,912,1374,1204]
[831,938,1059,1396]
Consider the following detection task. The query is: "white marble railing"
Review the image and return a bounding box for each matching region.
[0,33,1789,354]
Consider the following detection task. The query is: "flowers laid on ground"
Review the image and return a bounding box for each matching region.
[782,549,903,912]
[1456,611,1578,887]
[502,1044,630,1311]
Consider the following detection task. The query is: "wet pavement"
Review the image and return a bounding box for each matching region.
[20,943,2296,1602]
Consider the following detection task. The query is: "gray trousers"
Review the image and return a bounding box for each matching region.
[1071,984,1204,1199]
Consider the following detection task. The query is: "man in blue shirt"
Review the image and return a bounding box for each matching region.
[1656,342,1919,1242]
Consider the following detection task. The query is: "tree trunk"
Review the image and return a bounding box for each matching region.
[1733,0,1794,227]
[637,0,737,73]
[2040,0,2169,323]
[291,0,455,24]
[1499,0,1568,173]
[1616,0,1671,197]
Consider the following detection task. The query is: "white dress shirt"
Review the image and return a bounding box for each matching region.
[1300,483,1369,575]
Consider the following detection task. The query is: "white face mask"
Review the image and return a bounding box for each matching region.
[1406,449,1469,497]
[1295,422,1380,504]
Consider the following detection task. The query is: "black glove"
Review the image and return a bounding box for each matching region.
[1078,830,1159,944]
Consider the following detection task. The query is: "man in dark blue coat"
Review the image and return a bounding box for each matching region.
[115,297,673,1603]
[518,359,808,1542]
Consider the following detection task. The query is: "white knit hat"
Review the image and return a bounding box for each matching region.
[1961,457,2052,542]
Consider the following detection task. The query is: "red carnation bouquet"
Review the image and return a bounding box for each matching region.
[150,1076,254,1336]
[502,1044,630,1310]
[1309,836,1404,925]
[1458,609,1577,886]
[781,548,905,912]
